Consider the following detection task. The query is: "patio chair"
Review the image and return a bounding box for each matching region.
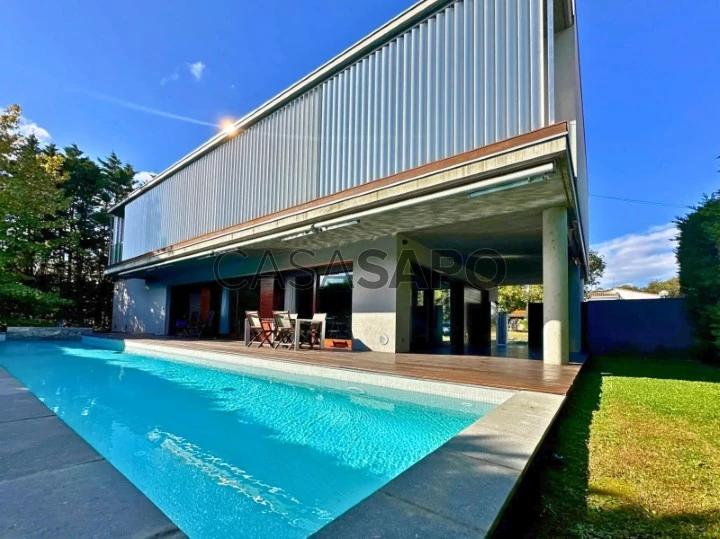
[301,312,327,350]
[185,311,215,338]
[272,311,295,349]
[246,311,272,347]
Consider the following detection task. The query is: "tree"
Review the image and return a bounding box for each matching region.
[498,285,543,313]
[57,144,104,322]
[0,104,137,329]
[585,250,606,292]
[676,191,720,361]
[616,278,682,297]
[99,152,135,208]
[644,277,682,298]
[0,105,71,325]
[95,152,135,326]
[616,284,642,292]
[57,148,135,327]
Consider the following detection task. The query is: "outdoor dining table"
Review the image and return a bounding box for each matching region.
[293,318,325,351]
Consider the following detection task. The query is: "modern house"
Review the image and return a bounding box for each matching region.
[107,0,588,365]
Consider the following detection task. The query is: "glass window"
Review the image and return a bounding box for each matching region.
[317,270,352,340]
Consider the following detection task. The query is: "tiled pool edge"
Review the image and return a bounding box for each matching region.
[0,367,184,538]
[313,390,565,537]
[83,336,514,405]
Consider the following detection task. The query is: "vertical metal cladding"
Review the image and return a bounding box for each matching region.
[121,0,546,261]
[123,88,323,259]
[318,0,544,192]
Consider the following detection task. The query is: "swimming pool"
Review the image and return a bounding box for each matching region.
[1,341,497,537]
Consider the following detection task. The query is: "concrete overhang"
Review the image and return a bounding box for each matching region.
[107,123,585,279]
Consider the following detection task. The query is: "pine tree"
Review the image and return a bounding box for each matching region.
[0,105,71,324]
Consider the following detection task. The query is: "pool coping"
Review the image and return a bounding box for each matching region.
[313,390,564,537]
[84,336,564,537]
[0,366,184,538]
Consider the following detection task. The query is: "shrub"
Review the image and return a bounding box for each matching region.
[0,279,72,330]
[676,191,720,361]
[0,318,57,332]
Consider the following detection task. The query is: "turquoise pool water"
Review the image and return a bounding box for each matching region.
[1,341,494,538]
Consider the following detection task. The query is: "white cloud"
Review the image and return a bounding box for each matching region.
[82,89,218,127]
[160,71,179,85]
[592,223,679,288]
[133,171,155,188]
[18,117,51,144]
[189,61,206,81]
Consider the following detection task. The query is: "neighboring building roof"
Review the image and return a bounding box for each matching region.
[508,310,527,319]
[587,288,662,301]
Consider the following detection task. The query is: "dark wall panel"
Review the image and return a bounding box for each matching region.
[586,298,693,355]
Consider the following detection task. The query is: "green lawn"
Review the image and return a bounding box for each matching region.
[519,355,720,538]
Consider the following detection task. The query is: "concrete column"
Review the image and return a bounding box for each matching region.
[450,281,465,354]
[466,289,491,351]
[542,207,569,365]
[219,286,230,335]
[568,261,583,354]
[481,289,492,348]
[395,271,412,353]
[351,235,411,353]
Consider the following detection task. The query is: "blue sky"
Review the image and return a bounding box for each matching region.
[2,0,718,286]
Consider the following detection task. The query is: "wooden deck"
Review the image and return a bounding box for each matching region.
[98,335,582,395]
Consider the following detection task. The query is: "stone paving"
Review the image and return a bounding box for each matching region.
[0,368,183,538]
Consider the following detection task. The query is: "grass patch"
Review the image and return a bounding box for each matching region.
[517,356,720,538]
[508,330,529,344]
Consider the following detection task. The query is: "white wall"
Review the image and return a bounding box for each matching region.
[112,279,169,335]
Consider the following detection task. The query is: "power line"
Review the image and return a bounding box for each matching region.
[590,194,692,209]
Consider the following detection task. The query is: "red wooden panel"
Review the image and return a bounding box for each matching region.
[259,278,275,319]
[200,288,211,320]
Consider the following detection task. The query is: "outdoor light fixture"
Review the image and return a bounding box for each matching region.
[280,228,316,242]
[312,163,556,230]
[318,219,360,232]
[211,225,317,255]
[467,168,553,199]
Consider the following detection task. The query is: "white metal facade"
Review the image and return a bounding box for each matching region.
[120,0,550,261]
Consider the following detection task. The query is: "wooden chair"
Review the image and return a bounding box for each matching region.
[272,311,295,349]
[306,312,327,350]
[246,311,272,347]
